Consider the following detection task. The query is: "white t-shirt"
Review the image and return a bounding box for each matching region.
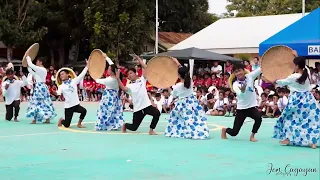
[96,76,118,90]
[1,77,28,105]
[277,96,288,112]
[211,65,223,77]
[26,57,47,83]
[276,73,312,92]
[153,97,163,112]
[172,82,193,98]
[162,96,173,108]
[233,68,261,109]
[214,99,228,111]
[57,67,88,108]
[126,76,151,112]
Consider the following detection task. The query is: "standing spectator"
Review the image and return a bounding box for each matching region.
[252,57,260,71]
[211,61,222,78]
[311,62,320,86]
[244,60,252,72]
[224,60,233,75]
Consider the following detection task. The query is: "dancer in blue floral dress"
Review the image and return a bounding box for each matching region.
[273,56,320,149]
[165,58,209,140]
[95,57,124,131]
[25,56,56,124]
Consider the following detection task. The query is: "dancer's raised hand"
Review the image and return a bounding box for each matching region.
[116,69,121,79]
[239,82,247,93]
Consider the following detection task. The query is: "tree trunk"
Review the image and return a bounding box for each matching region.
[7,45,13,61]
[57,39,65,67]
[50,49,55,66]
[74,40,80,62]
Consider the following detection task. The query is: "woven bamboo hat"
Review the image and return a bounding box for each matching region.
[22,43,40,67]
[261,45,295,82]
[144,56,179,88]
[56,68,77,86]
[228,69,250,92]
[2,75,19,83]
[88,49,107,80]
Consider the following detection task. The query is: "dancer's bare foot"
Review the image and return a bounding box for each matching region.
[149,129,158,135]
[77,124,86,128]
[250,133,258,142]
[44,119,50,124]
[30,120,36,124]
[279,139,289,145]
[58,118,63,127]
[221,128,228,139]
[122,124,127,133]
[311,144,316,149]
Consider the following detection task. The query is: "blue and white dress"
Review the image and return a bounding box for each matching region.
[165,82,209,140]
[95,77,124,131]
[273,73,320,146]
[25,58,56,122]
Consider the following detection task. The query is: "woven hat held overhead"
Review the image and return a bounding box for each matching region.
[88,49,107,80]
[22,43,39,67]
[261,45,295,82]
[144,56,179,88]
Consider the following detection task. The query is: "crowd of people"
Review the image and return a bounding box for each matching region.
[0,59,319,118]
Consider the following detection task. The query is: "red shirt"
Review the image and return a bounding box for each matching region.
[84,80,92,88]
[211,78,221,87]
[193,79,199,86]
[220,78,228,88]
[225,65,233,74]
[146,81,152,91]
[122,79,128,86]
[204,78,212,87]
[137,69,143,77]
[104,70,110,77]
[245,65,252,72]
[198,78,205,86]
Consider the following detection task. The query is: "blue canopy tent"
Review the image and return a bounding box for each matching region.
[259,8,320,59]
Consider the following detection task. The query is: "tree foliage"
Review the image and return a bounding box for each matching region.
[226,0,320,17]
[0,0,47,60]
[157,0,214,33]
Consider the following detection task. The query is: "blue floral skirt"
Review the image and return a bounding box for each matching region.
[26,82,57,122]
[95,89,124,131]
[273,91,320,146]
[165,95,209,140]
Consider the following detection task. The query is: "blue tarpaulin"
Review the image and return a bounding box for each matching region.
[259,8,320,58]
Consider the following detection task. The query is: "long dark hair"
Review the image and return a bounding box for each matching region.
[178,66,191,88]
[294,57,308,84]
[109,64,117,74]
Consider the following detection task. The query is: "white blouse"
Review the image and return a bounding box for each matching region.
[172,82,193,98]
[95,77,118,90]
[26,57,47,83]
[276,73,311,92]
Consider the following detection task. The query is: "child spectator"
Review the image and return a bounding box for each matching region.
[224,94,237,117]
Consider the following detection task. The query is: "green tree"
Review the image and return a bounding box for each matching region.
[157,0,213,33]
[84,0,154,63]
[226,0,319,17]
[0,0,47,61]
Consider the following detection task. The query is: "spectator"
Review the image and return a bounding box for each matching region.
[252,57,260,71]
[211,61,222,77]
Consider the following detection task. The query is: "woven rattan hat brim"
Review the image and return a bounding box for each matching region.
[56,68,77,86]
[22,43,39,67]
[2,75,19,83]
[88,49,107,80]
[261,45,295,82]
[145,56,178,88]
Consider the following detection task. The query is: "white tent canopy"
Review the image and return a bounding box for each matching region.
[170,13,308,54]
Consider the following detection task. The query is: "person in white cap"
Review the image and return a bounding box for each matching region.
[94,57,124,131]
[25,56,56,124]
[1,68,28,122]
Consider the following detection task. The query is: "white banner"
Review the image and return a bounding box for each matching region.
[308,45,320,55]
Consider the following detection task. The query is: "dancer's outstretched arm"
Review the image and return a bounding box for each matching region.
[26,56,45,73]
[73,60,88,85]
[116,70,128,92]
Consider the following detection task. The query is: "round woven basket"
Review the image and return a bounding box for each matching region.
[261,46,295,82]
[55,68,77,86]
[145,56,178,88]
[88,49,107,80]
[22,43,40,67]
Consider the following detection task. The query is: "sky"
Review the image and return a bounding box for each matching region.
[208,0,228,15]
